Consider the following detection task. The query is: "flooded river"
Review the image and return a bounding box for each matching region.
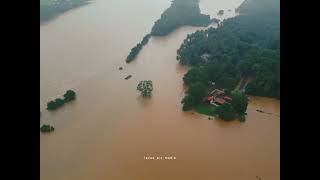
[40,0,280,179]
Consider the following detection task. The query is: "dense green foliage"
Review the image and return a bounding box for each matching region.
[215,104,236,121]
[126,34,151,63]
[40,0,90,23]
[231,91,249,116]
[236,0,280,15]
[151,0,211,36]
[181,82,207,111]
[195,104,217,116]
[215,91,248,121]
[64,90,76,102]
[47,98,65,110]
[137,80,153,98]
[178,0,280,105]
[47,89,77,110]
[40,124,55,133]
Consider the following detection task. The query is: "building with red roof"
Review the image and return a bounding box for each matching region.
[214,98,226,105]
[223,96,232,101]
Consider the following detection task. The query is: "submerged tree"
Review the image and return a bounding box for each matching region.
[215,91,249,122]
[137,80,153,98]
[47,98,65,110]
[47,90,77,110]
[216,103,236,121]
[40,124,55,133]
[63,90,76,102]
[231,90,249,116]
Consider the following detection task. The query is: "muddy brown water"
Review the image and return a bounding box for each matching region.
[40,0,279,179]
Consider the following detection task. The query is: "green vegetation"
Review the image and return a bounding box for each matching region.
[64,90,76,102]
[126,0,218,63]
[216,104,236,121]
[178,0,279,112]
[40,0,90,23]
[178,0,279,121]
[215,91,249,121]
[137,80,153,98]
[211,18,220,24]
[40,124,55,133]
[195,104,217,116]
[47,98,65,110]
[236,0,280,15]
[126,34,151,63]
[47,90,77,110]
[182,82,207,111]
[151,0,211,36]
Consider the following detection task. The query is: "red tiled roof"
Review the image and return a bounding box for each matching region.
[207,96,214,101]
[223,96,232,101]
[215,98,226,104]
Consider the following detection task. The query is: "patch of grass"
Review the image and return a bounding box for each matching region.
[195,104,217,116]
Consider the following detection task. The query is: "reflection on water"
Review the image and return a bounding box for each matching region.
[40,0,279,180]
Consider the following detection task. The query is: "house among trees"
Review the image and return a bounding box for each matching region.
[203,89,233,106]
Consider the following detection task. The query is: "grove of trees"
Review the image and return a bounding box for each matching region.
[178,0,279,121]
[41,0,90,23]
[137,80,153,98]
[178,0,279,114]
[47,90,77,110]
[40,124,55,133]
[151,0,211,36]
[215,91,249,122]
[126,34,151,63]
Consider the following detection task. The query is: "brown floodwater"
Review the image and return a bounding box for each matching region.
[40,0,280,180]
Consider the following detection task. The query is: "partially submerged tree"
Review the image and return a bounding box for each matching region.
[47,98,65,110]
[63,90,76,102]
[216,103,236,121]
[231,90,249,116]
[47,89,77,110]
[137,80,153,98]
[40,124,55,133]
[215,91,249,121]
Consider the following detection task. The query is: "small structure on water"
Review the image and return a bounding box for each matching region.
[125,75,132,80]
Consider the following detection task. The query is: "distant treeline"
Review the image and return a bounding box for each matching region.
[126,0,213,63]
[126,34,151,63]
[40,0,90,23]
[151,0,211,36]
[178,0,280,110]
[236,0,280,15]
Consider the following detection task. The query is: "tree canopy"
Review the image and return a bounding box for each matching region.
[40,0,90,23]
[40,124,55,133]
[151,0,211,36]
[215,91,248,121]
[47,89,77,110]
[178,0,280,99]
[137,80,153,98]
[64,90,76,102]
[126,34,151,63]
